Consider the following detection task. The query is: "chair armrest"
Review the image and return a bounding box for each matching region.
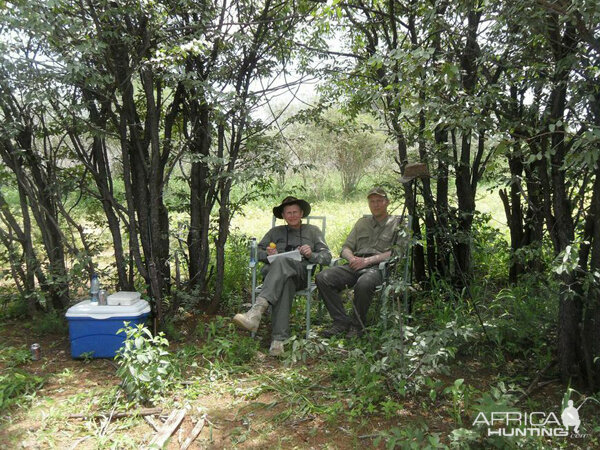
[378,256,399,280]
[378,260,388,280]
[331,258,345,267]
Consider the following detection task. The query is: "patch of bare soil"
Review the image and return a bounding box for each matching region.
[2,317,587,449]
[0,319,395,449]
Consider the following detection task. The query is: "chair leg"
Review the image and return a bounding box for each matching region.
[306,292,311,340]
[251,266,257,338]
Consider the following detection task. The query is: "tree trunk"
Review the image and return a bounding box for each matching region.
[452,9,482,285]
[17,124,70,310]
[209,180,232,314]
[544,13,579,384]
[188,99,213,293]
[499,143,525,282]
[435,126,450,276]
[417,102,436,279]
[80,91,132,290]
[454,131,475,282]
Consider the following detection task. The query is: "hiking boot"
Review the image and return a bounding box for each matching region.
[233,297,269,332]
[346,325,364,339]
[320,322,349,338]
[269,340,285,357]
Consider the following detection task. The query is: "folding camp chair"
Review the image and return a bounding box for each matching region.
[249,216,327,339]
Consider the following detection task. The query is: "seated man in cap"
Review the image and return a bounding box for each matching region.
[233,196,331,356]
[316,187,401,338]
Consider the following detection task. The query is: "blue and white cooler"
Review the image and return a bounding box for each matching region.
[66,292,151,358]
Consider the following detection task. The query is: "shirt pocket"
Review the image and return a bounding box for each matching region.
[356,229,372,246]
[376,230,394,248]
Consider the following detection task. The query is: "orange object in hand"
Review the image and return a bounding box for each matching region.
[269,242,276,249]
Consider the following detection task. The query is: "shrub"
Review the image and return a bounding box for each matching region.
[0,369,45,411]
[0,346,31,368]
[195,316,259,365]
[219,233,251,314]
[115,323,174,405]
[30,310,68,335]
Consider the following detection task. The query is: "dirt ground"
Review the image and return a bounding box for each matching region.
[0,317,593,449]
[0,319,410,449]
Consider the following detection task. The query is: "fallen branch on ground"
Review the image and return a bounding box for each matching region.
[68,408,162,420]
[516,360,557,404]
[143,415,160,432]
[180,415,207,450]
[99,390,121,436]
[147,408,186,449]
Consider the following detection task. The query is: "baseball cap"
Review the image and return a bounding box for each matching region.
[367,187,388,199]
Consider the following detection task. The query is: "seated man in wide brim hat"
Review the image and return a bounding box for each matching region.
[233,196,331,356]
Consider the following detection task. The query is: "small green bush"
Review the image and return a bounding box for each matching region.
[471,212,510,282]
[0,369,45,411]
[0,292,29,320]
[30,310,68,335]
[219,233,251,314]
[115,323,174,405]
[196,316,259,365]
[0,346,31,367]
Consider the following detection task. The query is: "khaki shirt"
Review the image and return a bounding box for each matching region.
[257,224,331,265]
[342,215,402,256]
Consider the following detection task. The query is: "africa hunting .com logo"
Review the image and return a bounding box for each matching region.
[472,397,594,438]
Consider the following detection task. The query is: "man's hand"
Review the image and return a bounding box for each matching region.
[298,244,312,259]
[349,256,369,271]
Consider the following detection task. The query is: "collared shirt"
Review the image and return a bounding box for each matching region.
[257,224,332,265]
[342,215,402,256]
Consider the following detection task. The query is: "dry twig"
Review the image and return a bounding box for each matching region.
[146,408,186,449]
[180,414,207,450]
[69,407,162,420]
[516,360,557,404]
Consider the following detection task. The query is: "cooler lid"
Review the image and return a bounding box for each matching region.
[66,299,151,319]
[107,291,141,306]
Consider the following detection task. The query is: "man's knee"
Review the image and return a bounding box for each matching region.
[269,257,288,269]
[315,270,329,287]
[266,257,298,276]
[354,272,381,294]
[317,268,347,293]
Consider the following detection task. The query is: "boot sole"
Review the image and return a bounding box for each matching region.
[233,314,259,333]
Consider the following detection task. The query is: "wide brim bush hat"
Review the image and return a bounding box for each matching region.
[399,162,431,183]
[273,196,311,219]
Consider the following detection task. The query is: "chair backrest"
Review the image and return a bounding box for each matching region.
[271,215,326,238]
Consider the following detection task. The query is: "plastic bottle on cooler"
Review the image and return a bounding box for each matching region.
[90,273,100,304]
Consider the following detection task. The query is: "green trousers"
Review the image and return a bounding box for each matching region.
[260,257,308,341]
